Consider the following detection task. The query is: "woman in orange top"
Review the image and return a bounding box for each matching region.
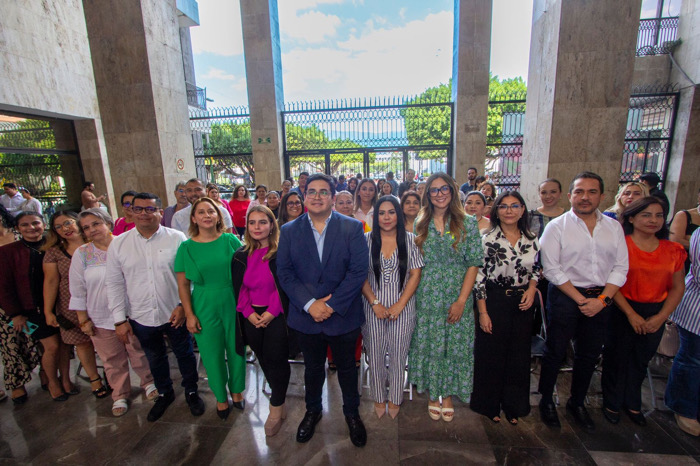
[601,196,686,426]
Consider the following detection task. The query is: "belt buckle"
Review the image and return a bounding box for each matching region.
[505,289,513,296]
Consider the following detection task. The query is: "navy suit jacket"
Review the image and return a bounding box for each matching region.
[277,211,369,336]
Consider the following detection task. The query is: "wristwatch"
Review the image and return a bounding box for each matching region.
[371,299,380,306]
[598,294,613,306]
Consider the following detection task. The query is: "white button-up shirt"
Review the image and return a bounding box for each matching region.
[1,192,24,216]
[105,225,186,326]
[171,204,233,237]
[540,209,628,288]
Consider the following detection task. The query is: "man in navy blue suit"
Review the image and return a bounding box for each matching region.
[277,173,369,447]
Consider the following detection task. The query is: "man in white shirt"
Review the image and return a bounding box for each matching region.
[1,183,24,216]
[171,178,233,236]
[538,172,629,432]
[106,192,204,422]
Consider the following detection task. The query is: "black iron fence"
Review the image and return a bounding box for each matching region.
[282,95,452,182]
[189,106,253,189]
[620,84,680,186]
[486,90,527,190]
[636,17,679,56]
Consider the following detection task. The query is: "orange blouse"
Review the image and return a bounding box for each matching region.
[620,236,686,303]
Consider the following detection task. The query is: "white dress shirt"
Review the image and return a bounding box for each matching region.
[68,242,114,330]
[1,192,24,216]
[171,204,233,237]
[540,209,628,288]
[105,226,186,326]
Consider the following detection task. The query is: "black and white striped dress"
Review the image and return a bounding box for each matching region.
[361,231,424,405]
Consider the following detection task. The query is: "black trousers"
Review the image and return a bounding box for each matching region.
[602,300,664,412]
[471,284,533,418]
[295,327,361,417]
[538,284,611,406]
[242,307,290,407]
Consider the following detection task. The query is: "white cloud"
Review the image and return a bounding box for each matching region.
[201,67,237,81]
[190,0,244,56]
[282,11,453,101]
[281,10,342,43]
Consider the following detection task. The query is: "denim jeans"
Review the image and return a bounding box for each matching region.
[665,326,700,420]
[130,320,198,395]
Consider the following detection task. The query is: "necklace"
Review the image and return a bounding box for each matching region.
[21,240,43,255]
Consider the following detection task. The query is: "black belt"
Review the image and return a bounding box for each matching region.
[575,286,604,296]
[486,282,528,297]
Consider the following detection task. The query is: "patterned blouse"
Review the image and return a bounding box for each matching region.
[475,226,541,300]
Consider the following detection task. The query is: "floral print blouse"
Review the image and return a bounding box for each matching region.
[475,226,541,300]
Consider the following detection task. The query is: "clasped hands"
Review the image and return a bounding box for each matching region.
[309,294,333,322]
[371,301,402,321]
[576,297,605,317]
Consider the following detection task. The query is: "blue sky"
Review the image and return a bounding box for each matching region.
[190,0,678,108]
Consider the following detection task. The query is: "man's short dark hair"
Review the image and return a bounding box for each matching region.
[306,173,336,197]
[387,171,394,178]
[3,182,17,190]
[299,172,310,178]
[83,181,93,189]
[467,167,477,173]
[133,192,162,208]
[186,178,204,186]
[639,172,661,186]
[569,171,604,194]
[338,175,345,181]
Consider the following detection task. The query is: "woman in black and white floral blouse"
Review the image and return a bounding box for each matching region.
[470,191,541,425]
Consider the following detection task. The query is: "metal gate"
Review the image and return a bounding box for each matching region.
[620,84,680,186]
[486,91,527,190]
[0,113,80,208]
[282,96,453,183]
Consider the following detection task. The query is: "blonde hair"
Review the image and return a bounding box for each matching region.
[415,172,467,252]
[353,178,378,213]
[188,197,224,238]
[243,205,279,261]
[606,182,649,217]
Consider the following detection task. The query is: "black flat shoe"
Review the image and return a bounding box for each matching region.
[65,386,80,396]
[566,399,595,432]
[217,406,231,420]
[539,400,560,427]
[11,394,28,405]
[505,415,518,425]
[625,409,646,426]
[602,407,620,425]
[345,414,367,447]
[296,410,322,443]
[232,399,245,411]
[52,393,69,402]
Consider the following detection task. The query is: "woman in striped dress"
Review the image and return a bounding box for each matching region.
[361,196,424,419]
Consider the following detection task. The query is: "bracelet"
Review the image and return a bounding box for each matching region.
[114,320,128,327]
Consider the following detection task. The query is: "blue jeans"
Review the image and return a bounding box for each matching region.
[130,320,198,395]
[665,326,700,420]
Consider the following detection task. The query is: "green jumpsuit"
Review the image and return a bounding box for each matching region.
[174,233,245,402]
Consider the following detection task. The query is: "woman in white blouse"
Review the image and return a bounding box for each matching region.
[471,191,541,425]
[69,208,156,417]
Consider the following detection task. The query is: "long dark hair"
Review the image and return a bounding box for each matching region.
[487,191,535,240]
[621,196,669,239]
[278,192,302,226]
[370,196,408,290]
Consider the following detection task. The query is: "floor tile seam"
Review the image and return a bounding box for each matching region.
[647,416,700,456]
[151,420,234,430]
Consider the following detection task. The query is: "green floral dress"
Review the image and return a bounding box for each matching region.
[409,215,483,401]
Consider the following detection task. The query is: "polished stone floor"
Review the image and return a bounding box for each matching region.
[1,354,698,465]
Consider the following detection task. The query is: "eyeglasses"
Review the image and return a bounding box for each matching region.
[122,202,132,208]
[132,206,159,214]
[497,204,523,211]
[428,185,451,196]
[55,219,76,230]
[306,189,331,198]
[287,201,302,207]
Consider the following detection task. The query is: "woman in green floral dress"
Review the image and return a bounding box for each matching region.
[410,172,482,422]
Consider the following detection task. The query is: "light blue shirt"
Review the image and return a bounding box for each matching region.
[303,212,333,312]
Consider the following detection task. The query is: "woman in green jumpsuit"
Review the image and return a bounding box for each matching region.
[175,197,246,420]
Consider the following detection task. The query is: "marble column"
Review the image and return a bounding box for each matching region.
[82,0,196,207]
[451,0,492,185]
[240,0,285,189]
[520,0,642,207]
[664,0,700,212]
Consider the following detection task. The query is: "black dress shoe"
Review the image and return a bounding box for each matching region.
[232,399,245,411]
[566,399,595,431]
[624,409,646,426]
[185,391,205,417]
[602,407,620,425]
[296,410,323,443]
[11,394,28,405]
[539,400,560,427]
[217,406,231,421]
[345,414,367,447]
[147,390,175,422]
